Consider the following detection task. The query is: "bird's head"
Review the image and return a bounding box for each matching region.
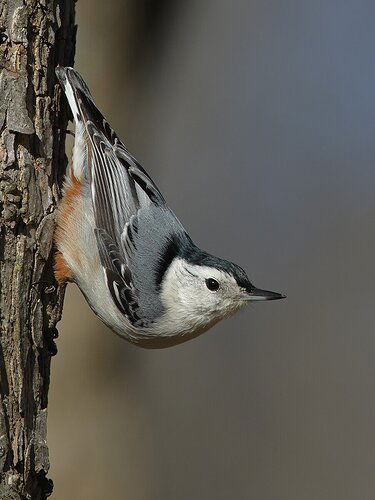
[158,242,285,339]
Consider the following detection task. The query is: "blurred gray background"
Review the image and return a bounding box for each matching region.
[49,1,375,499]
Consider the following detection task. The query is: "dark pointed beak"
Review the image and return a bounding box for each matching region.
[244,286,286,301]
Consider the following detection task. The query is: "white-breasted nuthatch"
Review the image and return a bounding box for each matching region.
[54,67,285,348]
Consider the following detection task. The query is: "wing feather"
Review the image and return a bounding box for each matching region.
[59,67,171,326]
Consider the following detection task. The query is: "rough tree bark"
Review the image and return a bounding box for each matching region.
[0,1,75,498]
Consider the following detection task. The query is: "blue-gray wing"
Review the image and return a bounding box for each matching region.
[61,67,185,326]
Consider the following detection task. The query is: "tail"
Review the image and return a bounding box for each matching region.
[56,66,95,123]
[56,66,102,180]
[56,66,129,184]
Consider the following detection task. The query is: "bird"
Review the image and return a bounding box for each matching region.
[54,66,285,349]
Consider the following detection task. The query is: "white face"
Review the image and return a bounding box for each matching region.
[159,257,249,336]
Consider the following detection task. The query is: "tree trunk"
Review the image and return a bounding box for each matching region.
[0,1,75,498]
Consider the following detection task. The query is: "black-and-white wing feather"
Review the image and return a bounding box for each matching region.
[59,67,184,327]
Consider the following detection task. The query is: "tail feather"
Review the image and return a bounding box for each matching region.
[56,66,96,179]
[56,66,124,181]
[56,66,95,124]
[56,66,114,145]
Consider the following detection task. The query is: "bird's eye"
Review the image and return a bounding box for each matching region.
[205,278,220,291]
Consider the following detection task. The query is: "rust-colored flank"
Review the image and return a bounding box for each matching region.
[54,172,83,283]
[54,250,72,282]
